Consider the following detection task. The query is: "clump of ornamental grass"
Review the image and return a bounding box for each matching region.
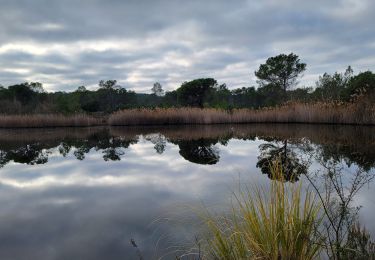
[198,162,323,260]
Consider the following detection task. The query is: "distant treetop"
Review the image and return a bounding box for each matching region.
[255,53,306,92]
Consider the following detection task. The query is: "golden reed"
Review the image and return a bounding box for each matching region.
[109,102,375,126]
[0,102,374,128]
[0,114,103,128]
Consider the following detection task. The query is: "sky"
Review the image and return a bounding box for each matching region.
[0,0,374,93]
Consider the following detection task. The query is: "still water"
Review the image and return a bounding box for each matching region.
[0,124,374,259]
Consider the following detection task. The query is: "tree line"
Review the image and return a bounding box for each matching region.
[0,53,374,114]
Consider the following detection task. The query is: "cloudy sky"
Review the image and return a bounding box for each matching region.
[0,0,374,92]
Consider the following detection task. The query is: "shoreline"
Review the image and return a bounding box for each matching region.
[0,104,374,128]
[1,120,375,129]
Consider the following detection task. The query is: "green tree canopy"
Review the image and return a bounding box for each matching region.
[314,66,352,101]
[343,71,375,100]
[255,53,306,92]
[76,86,87,92]
[7,82,44,105]
[99,80,120,90]
[176,78,217,107]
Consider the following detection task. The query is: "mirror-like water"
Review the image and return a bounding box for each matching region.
[0,124,374,259]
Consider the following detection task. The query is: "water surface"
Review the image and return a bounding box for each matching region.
[0,124,374,259]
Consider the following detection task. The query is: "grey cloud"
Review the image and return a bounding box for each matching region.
[0,0,374,91]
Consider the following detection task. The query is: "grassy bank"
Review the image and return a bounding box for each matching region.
[0,101,374,128]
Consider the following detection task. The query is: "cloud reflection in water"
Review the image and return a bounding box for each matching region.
[0,124,374,259]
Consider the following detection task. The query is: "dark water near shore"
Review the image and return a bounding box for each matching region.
[0,124,374,259]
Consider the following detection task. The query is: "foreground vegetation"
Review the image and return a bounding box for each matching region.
[199,163,322,260]
[193,162,375,260]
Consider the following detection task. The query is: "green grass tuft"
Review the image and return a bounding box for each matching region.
[199,162,323,260]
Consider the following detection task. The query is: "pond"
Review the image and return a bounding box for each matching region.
[0,124,374,259]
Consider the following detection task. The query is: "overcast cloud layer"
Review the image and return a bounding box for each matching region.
[0,0,374,92]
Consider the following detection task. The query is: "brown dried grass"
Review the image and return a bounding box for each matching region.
[109,102,375,126]
[1,101,374,128]
[0,114,103,128]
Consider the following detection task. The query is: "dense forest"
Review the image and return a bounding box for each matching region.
[0,53,374,115]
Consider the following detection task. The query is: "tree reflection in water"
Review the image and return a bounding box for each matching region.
[0,143,50,167]
[145,133,167,154]
[0,150,6,168]
[254,135,375,258]
[174,138,221,165]
[256,140,307,182]
[0,125,374,171]
[66,132,137,161]
[0,129,138,165]
[0,129,227,166]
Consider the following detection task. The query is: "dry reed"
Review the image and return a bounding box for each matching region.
[1,101,374,128]
[0,114,103,128]
[109,102,375,126]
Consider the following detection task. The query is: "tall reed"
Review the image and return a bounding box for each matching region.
[0,114,103,128]
[109,102,375,126]
[1,101,374,128]
[198,162,323,260]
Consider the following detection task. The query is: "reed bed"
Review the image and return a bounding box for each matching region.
[0,114,103,128]
[109,108,230,125]
[1,101,374,128]
[109,102,375,126]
